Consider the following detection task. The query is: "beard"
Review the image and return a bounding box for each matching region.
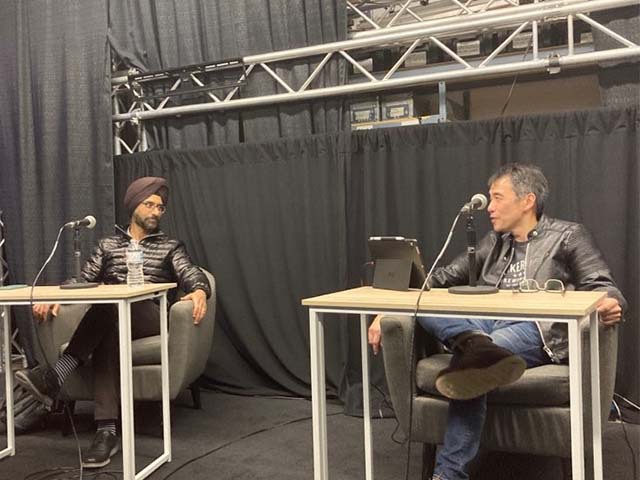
[133,212,160,233]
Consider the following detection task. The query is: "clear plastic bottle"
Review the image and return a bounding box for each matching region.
[126,240,145,287]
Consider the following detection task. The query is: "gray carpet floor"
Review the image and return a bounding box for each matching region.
[0,390,638,480]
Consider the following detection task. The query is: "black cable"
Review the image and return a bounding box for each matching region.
[621,421,637,480]
[159,412,342,480]
[65,402,84,480]
[28,224,66,371]
[24,468,120,480]
[500,35,533,117]
[21,225,88,480]
[614,392,640,412]
[401,210,463,480]
[22,405,120,480]
[371,382,406,445]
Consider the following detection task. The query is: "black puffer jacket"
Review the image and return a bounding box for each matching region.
[80,227,211,299]
[430,215,626,362]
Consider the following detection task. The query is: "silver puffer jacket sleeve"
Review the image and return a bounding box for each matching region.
[168,241,211,298]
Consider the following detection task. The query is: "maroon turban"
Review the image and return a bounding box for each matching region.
[123,177,169,216]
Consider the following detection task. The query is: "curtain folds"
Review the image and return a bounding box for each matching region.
[0,0,113,365]
[114,134,349,397]
[115,106,639,408]
[108,0,348,149]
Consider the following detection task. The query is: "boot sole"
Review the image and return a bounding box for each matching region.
[14,371,55,409]
[435,355,526,400]
[82,444,119,469]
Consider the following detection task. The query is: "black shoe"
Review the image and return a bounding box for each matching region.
[435,332,526,400]
[14,366,60,409]
[82,430,119,469]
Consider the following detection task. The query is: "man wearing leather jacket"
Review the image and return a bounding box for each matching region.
[15,177,211,469]
[368,163,625,480]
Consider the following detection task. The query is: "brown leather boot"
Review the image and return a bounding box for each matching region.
[435,332,526,400]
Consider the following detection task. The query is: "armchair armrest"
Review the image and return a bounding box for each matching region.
[580,319,618,427]
[380,315,441,433]
[167,272,216,396]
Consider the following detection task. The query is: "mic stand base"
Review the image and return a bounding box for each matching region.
[60,278,99,289]
[448,285,499,295]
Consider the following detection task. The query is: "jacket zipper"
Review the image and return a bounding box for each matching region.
[526,241,560,364]
[498,239,560,364]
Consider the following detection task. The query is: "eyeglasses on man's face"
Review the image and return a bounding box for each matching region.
[513,278,566,295]
[141,201,166,214]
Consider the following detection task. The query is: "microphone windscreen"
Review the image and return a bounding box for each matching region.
[85,215,97,229]
[471,193,488,210]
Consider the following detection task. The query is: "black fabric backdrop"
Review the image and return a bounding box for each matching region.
[114,135,350,396]
[108,0,347,149]
[593,5,640,107]
[0,0,113,365]
[115,106,639,407]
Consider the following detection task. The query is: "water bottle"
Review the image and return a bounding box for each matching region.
[126,240,145,287]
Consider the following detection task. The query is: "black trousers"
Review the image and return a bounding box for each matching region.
[64,300,160,420]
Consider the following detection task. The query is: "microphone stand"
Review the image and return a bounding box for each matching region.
[448,211,498,295]
[60,226,98,289]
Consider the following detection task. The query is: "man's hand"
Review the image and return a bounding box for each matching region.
[32,304,60,322]
[596,297,622,326]
[180,289,207,325]
[368,315,384,355]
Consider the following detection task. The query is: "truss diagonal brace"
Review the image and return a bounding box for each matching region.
[113,47,640,121]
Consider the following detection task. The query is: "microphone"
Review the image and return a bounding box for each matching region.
[60,215,99,289]
[461,193,488,213]
[64,215,97,229]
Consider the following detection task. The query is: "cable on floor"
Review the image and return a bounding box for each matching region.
[159,412,342,480]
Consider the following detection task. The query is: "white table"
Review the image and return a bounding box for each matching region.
[0,283,176,480]
[302,286,606,480]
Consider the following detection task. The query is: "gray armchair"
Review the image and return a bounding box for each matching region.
[36,270,216,410]
[380,315,618,479]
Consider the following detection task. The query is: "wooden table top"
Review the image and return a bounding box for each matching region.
[302,286,606,317]
[0,283,177,302]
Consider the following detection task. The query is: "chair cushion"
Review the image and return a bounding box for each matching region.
[60,335,161,366]
[130,335,161,365]
[415,354,570,406]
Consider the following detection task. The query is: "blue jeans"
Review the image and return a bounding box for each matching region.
[416,317,550,480]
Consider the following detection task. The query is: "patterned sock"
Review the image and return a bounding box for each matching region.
[52,354,80,386]
[96,419,117,436]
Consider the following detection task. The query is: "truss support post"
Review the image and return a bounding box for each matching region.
[438,81,447,123]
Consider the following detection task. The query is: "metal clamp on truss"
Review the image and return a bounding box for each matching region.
[547,53,562,74]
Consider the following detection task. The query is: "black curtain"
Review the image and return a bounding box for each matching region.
[108,0,347,149]
[114,134,349,397]
[115,106,639,407]
[0,0,113,364]
[593,5,640,107]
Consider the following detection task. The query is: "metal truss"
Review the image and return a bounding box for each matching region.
[112,0,640,153]
[347,0,520,33]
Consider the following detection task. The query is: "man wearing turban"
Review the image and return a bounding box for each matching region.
[16,177,211,468]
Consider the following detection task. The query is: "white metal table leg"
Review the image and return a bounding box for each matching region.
[136,293,172,479]
[589,311,603,480]
[568,318,585,480]
[310,309,328,480]
[118,300,136,480]
[360,314,374,480]
[159,293,171,463]
[0,306,14,459]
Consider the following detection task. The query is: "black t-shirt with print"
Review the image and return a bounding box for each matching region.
[500,241,528,290]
